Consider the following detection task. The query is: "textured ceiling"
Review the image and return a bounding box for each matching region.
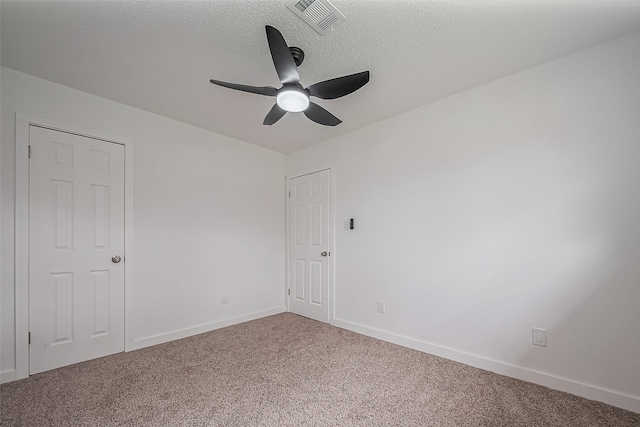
[2,1,640,154]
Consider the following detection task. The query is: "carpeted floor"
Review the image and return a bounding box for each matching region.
[1,313,638,426]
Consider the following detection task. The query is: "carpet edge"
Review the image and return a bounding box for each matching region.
[331,317,640,414]
[127,306,286,351]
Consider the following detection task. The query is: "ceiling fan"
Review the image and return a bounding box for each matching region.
[210,25,370,126]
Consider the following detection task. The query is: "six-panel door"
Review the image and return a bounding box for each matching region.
[29,126,125,374]
[288,169,330,323]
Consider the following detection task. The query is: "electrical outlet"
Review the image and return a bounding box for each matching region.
[221,295,229,305]
[377,300,385,314]
[532,328,547,347]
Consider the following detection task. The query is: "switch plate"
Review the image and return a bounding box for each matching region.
[532,328,547,347]
[221,295,229,305]
[377,300,385,314]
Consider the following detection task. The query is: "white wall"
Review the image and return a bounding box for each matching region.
[1,68,286,380]
[288,31,640,412]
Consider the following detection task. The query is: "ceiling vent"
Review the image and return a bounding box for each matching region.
[287,0,346,35]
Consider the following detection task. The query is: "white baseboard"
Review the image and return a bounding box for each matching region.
[1,369,17,384]
[128,306,286,352]
[331,317,640,414]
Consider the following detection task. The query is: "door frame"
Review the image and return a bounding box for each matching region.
[14,113,135,380]
[285,165,336,324]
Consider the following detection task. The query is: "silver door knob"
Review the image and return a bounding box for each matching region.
[111,255,122,264]
[321,251,328,257]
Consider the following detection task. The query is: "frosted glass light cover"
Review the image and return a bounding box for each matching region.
[277,90,310,112]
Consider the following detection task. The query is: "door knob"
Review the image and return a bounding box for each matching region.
[111,255,122,264]
[321,251,328,257]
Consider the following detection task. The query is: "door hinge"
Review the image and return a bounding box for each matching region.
[288,190,291,198]
[288,288,290,295]
[28,332,31,344]
[28,146,32,159]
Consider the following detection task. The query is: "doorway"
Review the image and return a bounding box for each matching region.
[28,125,126,374]
[287,169,332,323]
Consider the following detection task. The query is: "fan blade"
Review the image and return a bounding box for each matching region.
[210,79,278,96]
[263,104,287,125]
[304,103,342,126]
[307,71,370,99]
[265,25,300,84]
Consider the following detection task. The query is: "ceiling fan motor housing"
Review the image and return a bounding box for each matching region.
[289,47,305,66]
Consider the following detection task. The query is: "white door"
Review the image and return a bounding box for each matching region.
[288,169,331,323]
[29,126,125,374]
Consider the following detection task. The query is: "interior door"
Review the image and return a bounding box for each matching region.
[288,169,330,323]
[29,126,125,374]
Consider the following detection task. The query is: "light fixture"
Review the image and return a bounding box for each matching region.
[276,88,309,112]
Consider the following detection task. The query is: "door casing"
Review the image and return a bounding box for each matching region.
[285,166,336,324]
[13,113,134,382]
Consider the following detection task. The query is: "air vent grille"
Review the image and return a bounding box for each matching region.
[287,0,345,35]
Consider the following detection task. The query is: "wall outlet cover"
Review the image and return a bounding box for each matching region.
[532,328,547,347]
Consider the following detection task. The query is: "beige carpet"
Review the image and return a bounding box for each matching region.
[1,313,638,426]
